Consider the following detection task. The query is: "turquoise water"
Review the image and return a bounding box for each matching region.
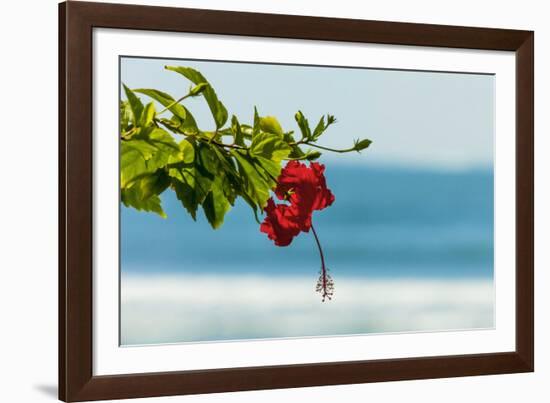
[121,165,494,280]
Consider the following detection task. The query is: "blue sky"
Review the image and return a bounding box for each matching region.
[121,57,494,171]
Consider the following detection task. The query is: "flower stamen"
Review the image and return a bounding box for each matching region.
[311,224,334,301]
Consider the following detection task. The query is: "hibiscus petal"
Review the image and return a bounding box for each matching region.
[261,161,335,243]
[260,198,301,246]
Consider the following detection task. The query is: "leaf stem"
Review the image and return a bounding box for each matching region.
[157,93,193,115]
[294,141,357,154]
[201,138,247,150]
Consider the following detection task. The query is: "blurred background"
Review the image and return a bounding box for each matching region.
[120,57,494,345]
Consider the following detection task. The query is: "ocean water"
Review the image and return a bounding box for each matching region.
[122,165,494,278]
[120,164,495,345]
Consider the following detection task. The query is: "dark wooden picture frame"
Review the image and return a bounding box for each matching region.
[59,1,534,401]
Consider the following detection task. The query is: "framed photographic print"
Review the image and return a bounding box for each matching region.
[59,1,534,401]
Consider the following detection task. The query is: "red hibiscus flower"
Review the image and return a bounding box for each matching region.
[259,198,301,246]
[260,161,335,301]
[274,161,335,232]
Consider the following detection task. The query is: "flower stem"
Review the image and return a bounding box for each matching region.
[311,224,334,301]
[311,224,326,271]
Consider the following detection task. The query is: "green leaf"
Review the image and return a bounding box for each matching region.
[168,138,195,165]
[172,180,198,220]
[253,107,261,137]
[354,138,372,151]
[177,113,199,136]
[139,102,156,127]
[120,128,179,188]
[210,146,249,210]
[123,84,144,126]
[121,187,166,218]
[165,66,228,129]
[312,114,336,140]
[120,100,132,132]
[202,173,231,229]
[134,172,170,201]
[288,145,306,159]
[312,116,326,139]
[231,115,244,146]
[210,145,239,179]
[305,150,322,160]
[294,110,311,140]
[208,146,259,222]
[134,88,186,119]
[240,124,254,138]
[282,131,305,160]
[249,130,291,183]
[198,142,219,174]
[147,128,180,157]
[189,82,209,97]
[122,139,158,160]
[168,141,215,219]
[259,116,284,135]
[230,150,272,209]
[254,156,281,182]
[158,117,180,133]
[250,132,291,163]
[134,88,199,135]
[221,174,237,206]
[121,143,149,188]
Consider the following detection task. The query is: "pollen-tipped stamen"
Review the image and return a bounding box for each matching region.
[311,224,333,301]
[316,268,334,302]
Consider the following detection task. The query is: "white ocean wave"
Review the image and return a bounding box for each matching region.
[121,274,494,345]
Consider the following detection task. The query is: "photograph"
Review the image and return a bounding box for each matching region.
[0,0,541,401]
[119,57,495,345]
